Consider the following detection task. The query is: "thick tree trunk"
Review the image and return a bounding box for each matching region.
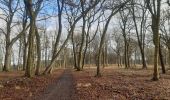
[152,17,160,81]
[153,35,159,80]
[35,27,41,75]
[3,45,12,71]
[25,27,35,77]
[25,13,35,77]
[146,0,161,81]
[141,48,147,69]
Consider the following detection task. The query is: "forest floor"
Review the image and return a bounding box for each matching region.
[0,66,170,100]
[72,67,170,100]
[0,69,64,100]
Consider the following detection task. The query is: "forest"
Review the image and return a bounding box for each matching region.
[0,0,170,99]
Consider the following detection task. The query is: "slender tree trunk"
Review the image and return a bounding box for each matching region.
[134,50,137,67]
[71,29,78,69]
[127,43,130,68]
[23,41,28,71]
[82,34,89,69]
[159,44,166,74]
[124,39,128,68]
[44,35,48,67]
[45,45,48,67]
[77,9,86,71]
[117,54,120,67]
[102,48,105,68]
[168,48,170,68]
[96,10,115,76]
[17,38,22,70]
[119,55,122,67]
[131,1,147,69]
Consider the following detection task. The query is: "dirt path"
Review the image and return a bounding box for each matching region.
[33,69,75,100]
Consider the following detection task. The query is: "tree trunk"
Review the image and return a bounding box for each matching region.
[117,54,120,67]
[141,48,147,69]
[153,34,159,80]
[152,16,160,81]
[131,1,147,69]
[17,38,22,70]
[23,41,28,71]
[96,11,114,76]
[159,44,166,74]
[127,43,130,68]
[124,39,128,68]
[25,14,35,77]
[168,48,170,68]
[71,29,78,69]
[25,27,35,77]
[35,27,41,75]
[77,4,86,71]
[3,45,12,71]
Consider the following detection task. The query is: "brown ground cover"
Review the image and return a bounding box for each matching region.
[1,66,170,100]
[72,67,170,100]
[0,69,64,100]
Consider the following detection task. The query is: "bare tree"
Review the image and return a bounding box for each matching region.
[111,30,124,67]
[0,0,29,71]
[24,0,43,77]
[96,0,130,76]
[43,0,101,74]
[130,0,148,69]
[119,8,132,68]
[146,0,162,81]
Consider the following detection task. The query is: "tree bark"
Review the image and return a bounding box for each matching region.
[152,16,160,80]
[159,44,166,74]
[25,21,35,77]
[3,45,12,71]
[35,27,41,75]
